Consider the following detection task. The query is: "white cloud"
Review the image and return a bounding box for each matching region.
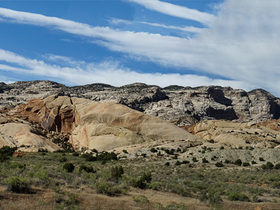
[0,1,280,94]
[126,0,215,25]
[0,49,252,90]
[109,17,203,33]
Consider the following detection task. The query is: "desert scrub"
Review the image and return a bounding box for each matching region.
[0,146,17,162]
[6,176,30,193]
[228,192,250,202]
[63,163,75,173]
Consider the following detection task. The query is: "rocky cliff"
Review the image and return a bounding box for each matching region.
[1,80,280,126]
[5,94,201,152]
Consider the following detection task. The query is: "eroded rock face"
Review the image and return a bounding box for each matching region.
[1,81,280,126]
[187,120,280,148]
[11,95,202,151]
[0,123,60,152]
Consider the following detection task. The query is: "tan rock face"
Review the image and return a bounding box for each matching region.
[11,95,201,151]
[188,120,280,148]
[0,123,60,152]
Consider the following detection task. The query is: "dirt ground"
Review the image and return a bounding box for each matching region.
[1,186,280,210]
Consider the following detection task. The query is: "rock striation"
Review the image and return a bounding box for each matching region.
[1,80,280,126]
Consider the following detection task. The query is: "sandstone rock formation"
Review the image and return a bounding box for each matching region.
[1,81,280,126]
[187,120,280,148]
[11,95,202,151]
[0,122,60,152]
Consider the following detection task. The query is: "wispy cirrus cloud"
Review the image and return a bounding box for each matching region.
[109,17,203,33]
[0,0,280,94]
[0,49,252,89]
[125,0,215,25]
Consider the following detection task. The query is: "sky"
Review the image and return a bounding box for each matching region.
[0,0,280,95]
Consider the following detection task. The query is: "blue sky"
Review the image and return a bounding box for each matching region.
[0,0,280,95]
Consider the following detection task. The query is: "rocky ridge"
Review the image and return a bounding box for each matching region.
[1,80,280,126]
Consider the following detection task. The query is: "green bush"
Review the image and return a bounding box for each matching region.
[96,151,118,161]
[79,164,96,173]
[150,148,157,153]
[215,162,224,167]
[111,165,124,182]
[261,162,274,170]
[0,146,17,162]
[242,162,250,167]
[228,192,250,202]
[63,163,75,173]
[234,159,242,166]
[132,172,152,189]
[202,158,209,163]
[274,163,280,169]
[6,176,30,193]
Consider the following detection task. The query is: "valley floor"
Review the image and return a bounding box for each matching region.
[1,150,280,209]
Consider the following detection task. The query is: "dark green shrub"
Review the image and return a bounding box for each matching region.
[164,162,170,166]
[234,159,242,166]
[175,161,181,166]
[228,192,250,202]
[111,166,124,182]
[72,152,79,157]
[202,158,209,163]
[81,153,96,161]
[274,163,280,169]
[122,150,128,154]
[0,146,17,162]
[225,159,232,164]
[251,160,257,165]
[6,177,30,193]
[242,162,250,167]
[259,157,265,162]
[192,157,198,162]
[261,162,274,170]
[208,190,222,204]
[63,163,75,173]
[79,165,95,173]
[96,151,118,161]
[59,157,67,162]
[182,160,189,164]
[215,162,224,167]
[132,172,152,189]
[150,148,157,153]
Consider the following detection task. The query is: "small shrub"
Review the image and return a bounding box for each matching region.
[111,166,124,182]
[59,157,67,162]
[150,148,157,153]
[6,177,30,193]
[81,153,96,162]
[242,162,250,167]
[220,146,224,150]
[202,158,209,163]
[225,159,232,164]
[209,140,215,144]
[79,165,95,173]
[259,157,265,162]
[251,160,257,165]
[175,161,181,166]
[182,160,189,164]
[228,192,250,202]
[234,159,242,166]
[261,162,274,170]
[63,163,75,173]
[192,157,198,162]
[72,152,79,157]
[122,150,128,154]
[96,151,118,161]
[0,146,17,162]
[164,162,170,166]
[215,162,224,167]
[274,163,280,169]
